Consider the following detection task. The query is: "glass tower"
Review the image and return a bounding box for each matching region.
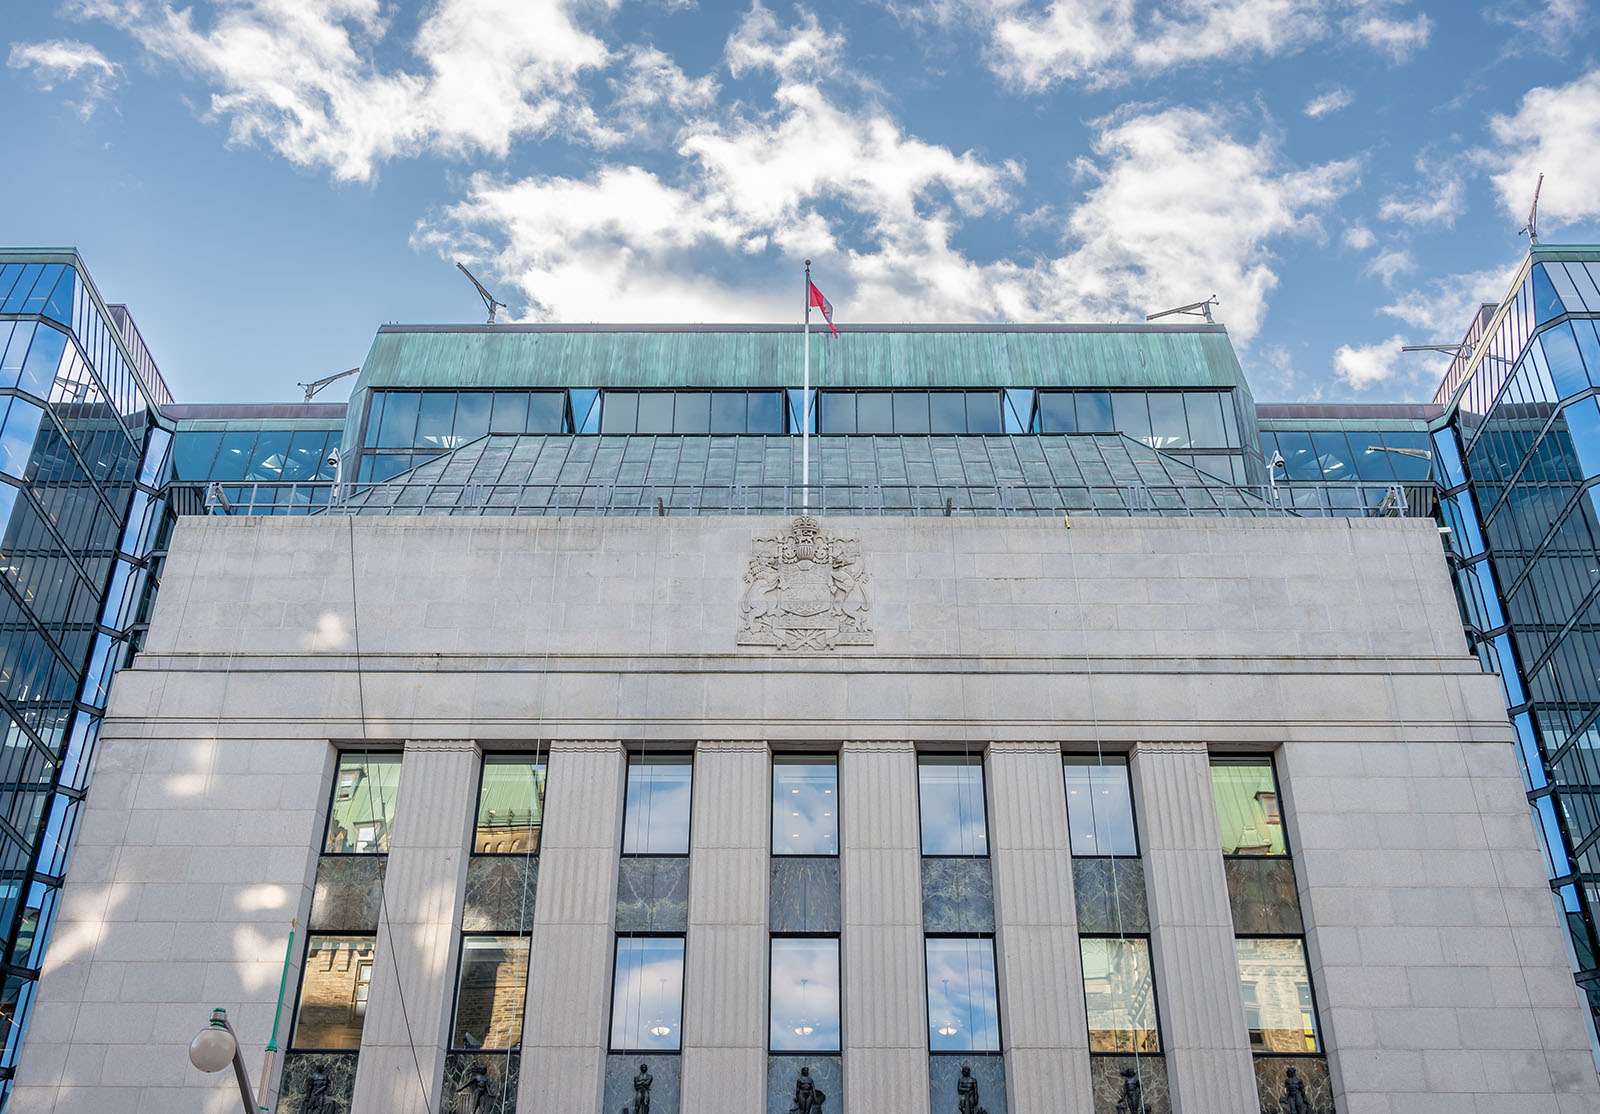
[0,251,173,1103]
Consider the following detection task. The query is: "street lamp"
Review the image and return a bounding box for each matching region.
[189,1007,259,1114]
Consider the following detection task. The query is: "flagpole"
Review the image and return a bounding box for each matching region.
[803,258,811,513]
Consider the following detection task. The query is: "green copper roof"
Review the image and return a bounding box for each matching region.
[355,324,1247,394]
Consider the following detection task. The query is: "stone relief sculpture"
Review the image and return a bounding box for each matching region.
[631,1062,653,1114]
[1115,1067,1150,1114]
[955,1063,987,1114]
[1279,1066,1311,1114]
[787,1064,826,1114]
[740,515,872,650]
[299,1073,333,1114]
[453,1060,494,1114]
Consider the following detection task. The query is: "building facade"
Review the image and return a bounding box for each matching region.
[0,247,1598,1112]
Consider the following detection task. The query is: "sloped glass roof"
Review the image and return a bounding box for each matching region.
[335,433,1277,517]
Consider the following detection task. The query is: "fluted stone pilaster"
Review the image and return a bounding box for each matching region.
[350,739,479,1114]
[681,741,770,1112]
[1129,741,1256,1114]
[841,741,929,1114]
[517,740,627,1114]
[987,741,1093,1113]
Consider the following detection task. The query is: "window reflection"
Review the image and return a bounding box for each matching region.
[773,758,838,855]
[325,754,401,854]
[1080,938,1159,1052]
[925,937,1000,1052]
[475,755,546,854]
[919,756,988,856]
[292,935,375,1049]
[452,935,530,1049]
[1211,761,1285,856]
[1235,938,1319,1052]
[1063,758,1137,856]
[770,938,841,1052]
[622,757,692,854]
[610,937,685,1050]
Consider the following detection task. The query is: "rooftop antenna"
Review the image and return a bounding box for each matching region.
[1520,173,1543,245]
[456,262,506,324]
[298,367,361,402]
[1146,295,1219,324]
[1400,341,1473,358]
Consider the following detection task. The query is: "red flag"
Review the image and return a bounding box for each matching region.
[808,280,838,338]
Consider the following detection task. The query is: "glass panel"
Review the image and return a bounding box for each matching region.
[212,431,256,482]
[857,392,894,434]
[602,392,638,435]
[918,757,988,855]
[747,391,784,434]
[454,392,492,443]
[609,937,684,1051]
[475,755,546,854]
[361,393,386,446]
[489,392,530,435]
[893,392,930,434]
[1080,937,1159,1052]
[173,431,223,480]
[1272,431,1319,481]
[1077,392,1114,433]
[773,757,838,855]
[1063,758,1137,856]
[930,392,967,434]
[325,754,402,854]
[1380,431,1433,481]
[966,391,1003,435]
[376,392,420,448]
[1146,393,1188,449]
[1039,392,1076,433]
[1310,432,1354,482]
[820,392,854,435]
[1186,392,1228,448]
[527,391,566,433]
[452,936,530,1049]
[292,935,374,1049]
[1235,938,1319,1052]
[636,393,675,434]
[770,937,841,1052]
[0,401,43,481]
[710,392,746,434]
[246,431,290,481]
[673,392,710,434]
[622,757,693,854]
[18,325,66,399]
[1212,761,1285,856]
[925,937,1000,1052]
[416,392,456,450]
[282,431,330,482]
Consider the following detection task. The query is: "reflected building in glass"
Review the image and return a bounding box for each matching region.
[5,244,1600,1114]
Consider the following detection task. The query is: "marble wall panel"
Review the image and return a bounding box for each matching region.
[1072,858,1149,935]
[1089,1056,1170,1114]
[770,858,842,934]
[441,1052,520,1114]
[768,1055,844,1114]
[605,1054,680,1114]
[309,856,386,933]
[616,857,689,932]
[922,858,995,934]
[1253,1056,1331,1114]
[462,856,539,933]
[1224,859,1303,936]
[929,1054,1006,1114]
[277,1051,358,1114]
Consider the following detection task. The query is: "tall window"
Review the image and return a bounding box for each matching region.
[323,753,401,855]
[291,936,375,1050]
[1079,938,1160,1052]
[918,756,988,856]
[1212,762,1285,856]
[770,938,841,1052]
[622,756,693,854]
[1064,756,1138,857]
[925,938,1001,1052]
[474,755,546,854]
[610,937,686,1051]
[773,757,838,855]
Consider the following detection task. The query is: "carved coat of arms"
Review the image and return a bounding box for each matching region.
[739,515,872,650]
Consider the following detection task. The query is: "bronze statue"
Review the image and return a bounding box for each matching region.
[632,1062,653,1114]
[1280,1066,1311,1114]
[454,1060,493,1114]
[956,1064,980,1114]
[299,1072,332,1114]
[1115,1066,1149,1114]
[788,1064,826,1114]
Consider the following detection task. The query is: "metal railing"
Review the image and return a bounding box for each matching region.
[165,480,1438,519]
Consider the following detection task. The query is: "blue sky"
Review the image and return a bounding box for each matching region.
[3,0,1597,405]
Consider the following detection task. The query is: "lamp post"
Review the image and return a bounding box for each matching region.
[189,1007,259,1114]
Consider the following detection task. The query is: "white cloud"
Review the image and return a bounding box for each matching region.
[1365,248,1413,284]
[1489,68,1600,229]
[726,2,845,79]
[1332,334,1407,390]
[600,45,720,147]
[62,0,613,181]
[1343,224,1376,250]
[1486,0,1587,58]
[1304,87,1353,117]
[7,38,121,119]
[1377,153,1467,228]
[911,1,1430,90]
[1379,264,1515,339]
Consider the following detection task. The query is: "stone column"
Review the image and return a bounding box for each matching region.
[517,740,627,1114]
[350,739,479,1114]
[1129,741,1256,1114]
[680,741,770,1111]
[841,740,930,1114]
[987,741,1093,1112]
